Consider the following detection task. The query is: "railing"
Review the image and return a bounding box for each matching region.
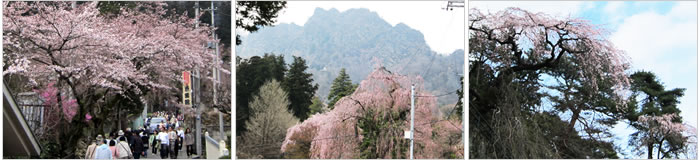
[15,92,47,136]
[18,104,46,136]
[204,132,229,159]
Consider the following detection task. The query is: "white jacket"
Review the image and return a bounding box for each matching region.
[115,141,132,159]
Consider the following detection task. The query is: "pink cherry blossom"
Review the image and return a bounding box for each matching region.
[4,1,226,122]
[469,8,630,100]
[282,66,463,158]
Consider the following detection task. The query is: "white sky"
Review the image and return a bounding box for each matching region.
[272,1,465,55]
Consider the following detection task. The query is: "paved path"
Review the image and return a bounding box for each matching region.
[142,147,197,159]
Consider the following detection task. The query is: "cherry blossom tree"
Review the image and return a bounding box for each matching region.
[631,114,695,159]
[281,67,463,159]
[3,1,221,157]
[33,82,78,141]
[469,7,629,92]
[682,125,697,159]
[469,8,631,158]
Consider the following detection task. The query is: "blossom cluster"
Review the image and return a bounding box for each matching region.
[3,2,223,97]
[281,67,462,158]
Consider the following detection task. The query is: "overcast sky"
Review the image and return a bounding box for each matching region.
[267,1,465,55]
[471,1,697,158]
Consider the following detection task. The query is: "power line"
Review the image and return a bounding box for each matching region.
[420,8,456,78]
[311,134,356,142]
[415,90,458,97]
[239,134,357,150]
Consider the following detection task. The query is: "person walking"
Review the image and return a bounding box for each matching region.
[130,132,144,159]
[176,127,184,155]
[168,127,178,158]
[140,129,149,157]
[170,117,177,128]
[94,135,113,159]
[124,128,132,146]
[185,128,194,158]
[108,139,117,158]
[85,137,97,159]
[116,130,133,159]
[150,130,158,155]
[157,127,169,159]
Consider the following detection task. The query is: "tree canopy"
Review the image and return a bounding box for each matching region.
[3,1,219,157]
[282,67,463,159]
[469,7,631,158]
[235,54,286,135]
[235,1,286,45]
[327,68,357,110]
[238,80,298,158]
[626,71,691,159]
[283,56,319,121]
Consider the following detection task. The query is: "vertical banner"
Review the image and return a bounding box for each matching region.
[183,71,192,106]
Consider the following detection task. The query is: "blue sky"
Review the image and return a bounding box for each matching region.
[470,1,697,158]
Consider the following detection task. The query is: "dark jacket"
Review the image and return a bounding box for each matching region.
[141,134,149,148]
[125,131,132,144]
[130,135,144,153]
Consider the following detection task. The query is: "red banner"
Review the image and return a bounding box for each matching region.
[183,71,191,85]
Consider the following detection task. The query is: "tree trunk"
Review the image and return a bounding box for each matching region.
[568,107,580,133]
[647,143,653,159]
[657,141,663,159]
[119,106,122,130]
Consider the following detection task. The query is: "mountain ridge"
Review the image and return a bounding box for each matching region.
[237,7,464,105]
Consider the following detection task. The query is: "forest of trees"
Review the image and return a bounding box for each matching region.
[469,8,696,159]
[236,56,464,159]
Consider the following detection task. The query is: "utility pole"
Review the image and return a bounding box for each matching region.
[210,1,225,143]
[194,1,203,157]
[410,84,415,160]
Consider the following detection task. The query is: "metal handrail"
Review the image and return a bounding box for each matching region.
[204,133,219,148]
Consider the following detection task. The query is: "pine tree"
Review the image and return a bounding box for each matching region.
[238,80,298,158]
[283,56,318,121]
[327,68,357,110]
[307,96,324,116]
[628,71,687,159]
[455,76,463,120]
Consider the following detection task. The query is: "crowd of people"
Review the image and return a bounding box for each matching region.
[84,111,195,159]
[147,111,185,131]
